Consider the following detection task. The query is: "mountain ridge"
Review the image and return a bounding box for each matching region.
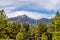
[8,14,51,25]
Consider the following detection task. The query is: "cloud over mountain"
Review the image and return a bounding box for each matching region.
[6,11,54,19]
[0,0,59,19]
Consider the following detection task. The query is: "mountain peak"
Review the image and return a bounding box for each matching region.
[17,14,28,18]
[22,14,27,17]
[8,15,51,25]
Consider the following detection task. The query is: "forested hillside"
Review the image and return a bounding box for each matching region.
[0,10,60,40]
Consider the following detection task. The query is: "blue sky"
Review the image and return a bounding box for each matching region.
[0,0,60,19]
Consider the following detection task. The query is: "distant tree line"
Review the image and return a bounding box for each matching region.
[0,10,60,40]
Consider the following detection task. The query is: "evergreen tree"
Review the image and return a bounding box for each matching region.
[0,10,8,39]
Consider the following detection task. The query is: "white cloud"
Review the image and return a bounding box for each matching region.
[15,0,60,10]
[0,0,59,19]
[6,11,54,19]
[31,0,60,11]
[0,6,16,14]
[0,1,13,6]
[0,0,60,11]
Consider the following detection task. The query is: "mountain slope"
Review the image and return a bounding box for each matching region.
[8,15,51,25]
[8,15,36,25]
[37,18,51,24]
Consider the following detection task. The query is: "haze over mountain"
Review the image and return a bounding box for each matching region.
[8,14,51,25]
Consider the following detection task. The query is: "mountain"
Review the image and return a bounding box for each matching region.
[37,18,51,24]
[8,15,51,25]
[8,15,36,25]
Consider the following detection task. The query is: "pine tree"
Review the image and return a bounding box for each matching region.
[0,10,8,39]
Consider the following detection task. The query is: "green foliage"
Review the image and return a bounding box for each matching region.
[47,24,55,34]
[41,33,47,40]
[38,23,47,33]
[22,22,29,32]
[16,32,26,40]
[0,10,60,40]
[53,36,60,40]
[28,27,36,40]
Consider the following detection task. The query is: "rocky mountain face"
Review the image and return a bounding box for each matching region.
[8,15,51,25]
